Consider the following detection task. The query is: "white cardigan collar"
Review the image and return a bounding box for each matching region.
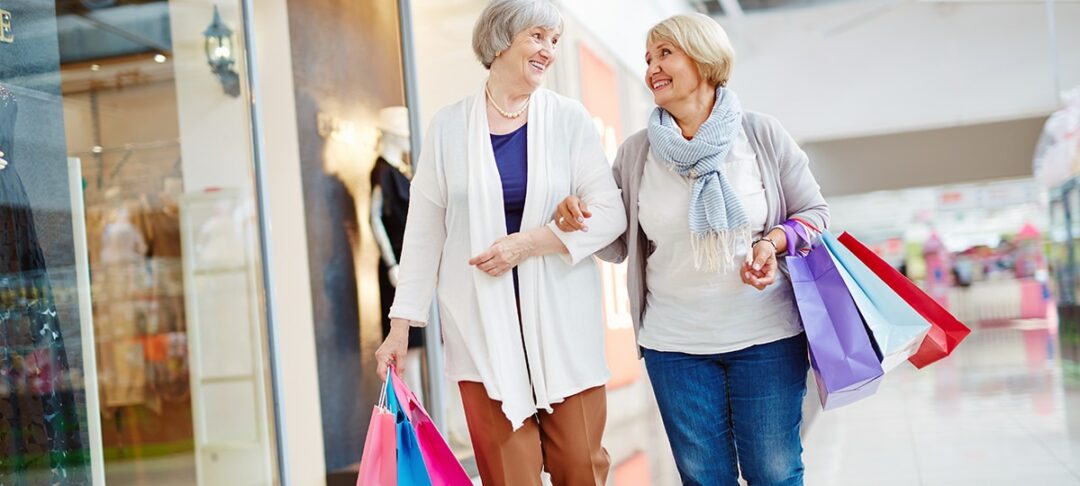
[465,86,558,429]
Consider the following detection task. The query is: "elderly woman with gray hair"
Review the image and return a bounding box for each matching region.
[373,0,624,484]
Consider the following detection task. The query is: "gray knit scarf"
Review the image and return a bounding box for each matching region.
[647,86,749,272]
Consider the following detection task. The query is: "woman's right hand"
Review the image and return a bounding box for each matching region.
[554,195,591,232]
[375,318,411,381]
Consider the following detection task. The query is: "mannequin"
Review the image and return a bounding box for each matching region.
[370,106,426,398]
[0,83,84,481]
[370,110,411,292]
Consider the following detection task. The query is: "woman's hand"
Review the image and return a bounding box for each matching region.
[0,150,8,171]
[741,240,778,291]
[554,195,591,232]
[469,233,533,277]
[375,319,411,381]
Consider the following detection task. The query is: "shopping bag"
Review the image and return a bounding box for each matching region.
[390,371,471,485]
[820,231,931,372]
[357,380,397,486]
[386,369,433,486]
[783,221,884,410]
[837,232,971,369]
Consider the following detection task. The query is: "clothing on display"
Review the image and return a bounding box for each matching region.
[85,182,195,451]
[0,83,84,482]
[140,197,187,393]
[96,205,151,409]
[370,156,424,348]
[141,196,185,334]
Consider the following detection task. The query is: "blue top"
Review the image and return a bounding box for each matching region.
[490,124,529,235]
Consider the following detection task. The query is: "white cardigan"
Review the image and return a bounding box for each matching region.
[388,88,626,428]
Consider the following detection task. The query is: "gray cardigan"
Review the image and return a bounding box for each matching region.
[596,112,830,353]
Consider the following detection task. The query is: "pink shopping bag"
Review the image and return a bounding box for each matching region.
[390,371,471,485]
[357,381,397,485]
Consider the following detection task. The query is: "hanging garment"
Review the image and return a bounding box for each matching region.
[0,84,85,483]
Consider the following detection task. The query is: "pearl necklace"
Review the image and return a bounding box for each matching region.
[485,84,531,119]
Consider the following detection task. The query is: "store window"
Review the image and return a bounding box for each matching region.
[279,0,421,481]
[1,1,277,484]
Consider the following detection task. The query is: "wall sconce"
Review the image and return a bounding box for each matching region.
[204,6,240,98]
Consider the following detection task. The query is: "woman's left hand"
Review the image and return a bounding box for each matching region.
[741,241,778,291]
[469,233,533,277]
[0,150,8,170]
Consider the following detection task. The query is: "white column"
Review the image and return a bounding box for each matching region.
[166,0,328,484]
[167,1,253,193]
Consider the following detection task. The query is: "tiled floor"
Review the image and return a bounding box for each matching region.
[103,454,196,485]
[37,312,1078,486]
[803,316,1080,485]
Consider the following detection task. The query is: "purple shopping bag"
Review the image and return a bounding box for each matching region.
[783,221,884,410]
[390,370,472,485]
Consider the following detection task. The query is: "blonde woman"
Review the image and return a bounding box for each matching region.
[374,1,625,484]
[557,14,829,485]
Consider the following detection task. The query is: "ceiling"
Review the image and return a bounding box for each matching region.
[697,0,857,14]
[56,0,171,64]
[805,116,1046,197]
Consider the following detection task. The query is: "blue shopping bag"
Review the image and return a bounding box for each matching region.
[386,371,432,486]
[820,231,931,372]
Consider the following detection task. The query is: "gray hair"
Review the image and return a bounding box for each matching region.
[472,0,563,70]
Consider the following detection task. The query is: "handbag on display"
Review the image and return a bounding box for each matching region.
[820,231,932,372]
[783,221,884,410]
[837,232,971,369]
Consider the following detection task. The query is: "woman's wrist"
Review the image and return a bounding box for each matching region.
[520,227,566,257]
[389,318,413,332]
[754,237,778,254]
[765,227,787,254]
[515,231,538,257]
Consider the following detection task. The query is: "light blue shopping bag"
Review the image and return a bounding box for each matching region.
[820,231,931,372]
[386,372,432,486]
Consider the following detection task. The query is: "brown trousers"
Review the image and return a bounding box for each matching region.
[458,382,611,486]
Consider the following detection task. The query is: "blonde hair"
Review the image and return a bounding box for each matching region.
[472,0,563,70]
[647,13,735,87]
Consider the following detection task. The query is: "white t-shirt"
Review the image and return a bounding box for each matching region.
[637,127,803,354]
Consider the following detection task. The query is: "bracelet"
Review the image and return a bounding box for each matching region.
[754,237,778,253]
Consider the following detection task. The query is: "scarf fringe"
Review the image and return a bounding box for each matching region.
[691,226,753,273]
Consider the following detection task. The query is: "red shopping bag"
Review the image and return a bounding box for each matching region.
[837,232,971,368]
[357,381,397,485]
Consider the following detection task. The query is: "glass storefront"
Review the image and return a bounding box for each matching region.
[277,0,418,481]
[2,1,686,483]
[1,1,277,484]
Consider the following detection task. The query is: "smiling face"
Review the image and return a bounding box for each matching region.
[492,26,560,91]
[645,39,711,112]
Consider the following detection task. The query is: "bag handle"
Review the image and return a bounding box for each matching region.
[389,366,428,423]
[384,365,409,420]
[377,369,390,411]
[789,216,822,234]
[782,220,813,257]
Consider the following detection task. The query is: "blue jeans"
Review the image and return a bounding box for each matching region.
[642,334,810,486]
